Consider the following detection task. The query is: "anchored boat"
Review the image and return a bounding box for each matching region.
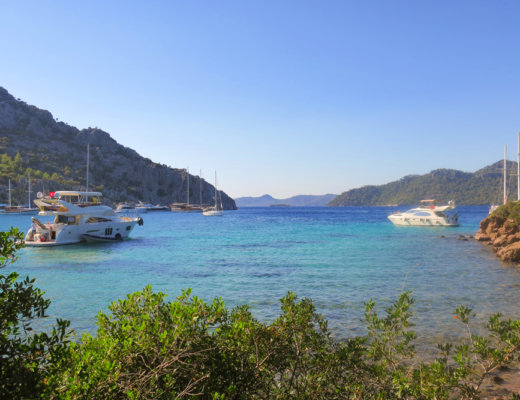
[388,199,458,227]
[24,191,143,246]
[203,171,223,216]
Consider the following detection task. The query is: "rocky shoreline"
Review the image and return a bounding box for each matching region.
[475,213,520,263]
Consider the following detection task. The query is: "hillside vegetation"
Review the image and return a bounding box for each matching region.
[329,163,517,206]
[0,87,236,209]
[489,201,520,225]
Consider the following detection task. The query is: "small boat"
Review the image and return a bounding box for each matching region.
[2,205,39,215]
[489,145,508,214]
[24,191,143,246]
[203,171,223,216]
[1,176,38,215]
[388,199,458,227]
[170,203,203,212]
[170,168,204,212]
[136,202,169,212]
[114,202,138,214]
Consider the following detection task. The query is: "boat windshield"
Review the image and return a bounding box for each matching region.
[55,193,103,206]
[55,215,79,225]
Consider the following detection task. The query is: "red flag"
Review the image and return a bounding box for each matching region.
[49,191,55,198]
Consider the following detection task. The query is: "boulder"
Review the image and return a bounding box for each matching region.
[497,242,520,263]
[474,231,491,242]
[493,235,510,248]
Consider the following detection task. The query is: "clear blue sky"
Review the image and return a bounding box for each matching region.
[2,1,520,198]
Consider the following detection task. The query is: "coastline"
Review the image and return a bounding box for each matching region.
[475,204,520,263]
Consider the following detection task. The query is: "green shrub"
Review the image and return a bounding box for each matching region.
[0,228,71,398]
[48,287,520,399]
[491,201,520,225]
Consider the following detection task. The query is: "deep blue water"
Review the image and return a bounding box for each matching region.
[2,206,519,344]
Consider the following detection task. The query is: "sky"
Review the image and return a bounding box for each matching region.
[1,1,520,199]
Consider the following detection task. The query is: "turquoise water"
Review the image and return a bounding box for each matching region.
[2,206,519,343]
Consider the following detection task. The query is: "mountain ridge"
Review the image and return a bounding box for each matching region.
[0,87,237,209]
[235,194,337,207]
[328,162,516,206]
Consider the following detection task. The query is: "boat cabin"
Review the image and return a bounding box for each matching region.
[55,215,80,225]
[53,191,103,206]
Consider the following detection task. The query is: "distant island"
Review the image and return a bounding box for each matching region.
[235,194,337,207]
[328,162,516,206]
[0,87,237,209]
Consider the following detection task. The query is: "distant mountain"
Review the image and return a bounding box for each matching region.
[235,194,337,207]
[0,87,236,209]
[328,162,516,206]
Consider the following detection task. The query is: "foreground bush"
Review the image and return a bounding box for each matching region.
[0,228,71,398]
[46,288,520,399]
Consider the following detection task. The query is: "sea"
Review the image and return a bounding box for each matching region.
[2,206,519,347]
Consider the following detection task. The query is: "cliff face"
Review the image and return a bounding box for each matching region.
[0,87,237,209]
[475,214,520,263]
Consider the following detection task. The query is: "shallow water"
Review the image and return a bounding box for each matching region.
[2,206,518,344]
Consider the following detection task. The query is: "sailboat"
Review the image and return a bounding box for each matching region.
[489,135,520,214]
[489,146,507,214]
[170,168,203,212]
[2,175,39,215]
[203,171,223,216]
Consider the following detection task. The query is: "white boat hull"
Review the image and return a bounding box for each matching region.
[203,210,223,216]
[81,234,124,243]
[388,215,458,227]
[387,202,458,227]
[25,217,142,246]
[25,191,144,247]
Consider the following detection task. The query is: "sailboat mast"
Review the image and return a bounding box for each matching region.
[187,168,189,205]
[199,169,202,206]
[86,144,90,192]
[28,172,31,208]
[504,145,507,205]
[214,171,217,209]
[8,179,11,207]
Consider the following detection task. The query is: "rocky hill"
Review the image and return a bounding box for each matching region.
[328,163,517,206]
[0,87,236,209]
[235,194,337,207]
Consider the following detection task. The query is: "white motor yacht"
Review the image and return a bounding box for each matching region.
[24,191,143,246]
[388,200,458,227]
[114,202,138,214]
[136,202,169,212]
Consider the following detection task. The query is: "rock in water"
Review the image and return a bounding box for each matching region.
[475,204,520,263]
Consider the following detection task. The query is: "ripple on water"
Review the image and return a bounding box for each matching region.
[2,206,520,343]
